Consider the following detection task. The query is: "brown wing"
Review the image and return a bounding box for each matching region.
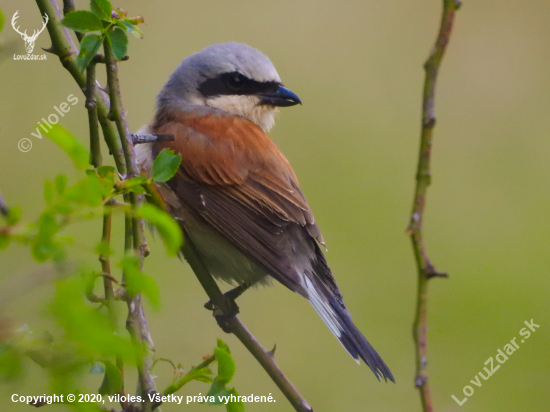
[151,110,342,299]
[151,111,396,382]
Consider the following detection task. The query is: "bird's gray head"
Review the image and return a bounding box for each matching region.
[156,42,301,132]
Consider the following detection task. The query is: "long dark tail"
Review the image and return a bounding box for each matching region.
[303,272,395,382]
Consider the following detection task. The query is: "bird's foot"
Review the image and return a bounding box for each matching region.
[204,283,250,310]
[204,285,251,333]
[213,301,239,333]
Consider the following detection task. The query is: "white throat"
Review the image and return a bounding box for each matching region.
[205,95,278,132]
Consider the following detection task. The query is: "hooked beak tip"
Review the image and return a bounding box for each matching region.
[260,85,301,107]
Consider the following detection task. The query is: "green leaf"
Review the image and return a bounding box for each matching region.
[50,276,135,360]
[128,185,146,194]
[64,173,110,207]
[98,360,123,395]
[217,338,231,354]
[163,367,213,396]
[0,10,5,34]
[121,256,160,307]
[97,166,116,177]
[90,0,112,20]
[44,180,55,204]
[76,33,103,72]
[226,389,245,412]
[115,19,143,38]
[108,28,128,61]
[44,125,89,169]
[61,10,104,33]
[115,19,134,32]
[123,176,146,193]
[206,379,228,402]
[55,174,68,195]
[97,166,116,188]
[152,149,182,183]
[137,204,183,256]
[215,346,235,384]
[0,233,10,250]
[32,212,65,262]
[50,203,73,216]
[0,343,24,382]
[5,206,22,225]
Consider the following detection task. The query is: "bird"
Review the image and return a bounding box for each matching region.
[136,42,394,382]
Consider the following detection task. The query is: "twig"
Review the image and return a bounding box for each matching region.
[406,1,460,411]
[62,0,82,42]
[181,236,313,412]
[132,134,175,145]
[100,207,129,410]
[162,354,216,396]
[86,61,102,168]
[93,54,129,64]
[103,37,137,178]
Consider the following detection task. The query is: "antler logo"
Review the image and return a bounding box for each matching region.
[12,11,49,54]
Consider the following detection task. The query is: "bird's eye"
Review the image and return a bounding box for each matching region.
[225,73,247,91]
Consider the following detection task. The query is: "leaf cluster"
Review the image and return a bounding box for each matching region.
[161,339,244,412]
[0,126,186,402]
[61,0,144,71]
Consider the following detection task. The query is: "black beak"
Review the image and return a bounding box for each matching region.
[260,85,302,107]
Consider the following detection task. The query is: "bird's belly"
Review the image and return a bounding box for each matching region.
[182,212,271,288]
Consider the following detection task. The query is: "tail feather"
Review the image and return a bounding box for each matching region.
[303,274,395,382]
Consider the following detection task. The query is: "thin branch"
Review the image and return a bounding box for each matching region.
[132,134,175,145]
[181,236,313,412]
[93,54,129,64]
[407,1,460,411]
[61,0,82,42]
[100,207,129,410]
[86,61,102,168]
[162,354,216,396]
[103,37,137,178]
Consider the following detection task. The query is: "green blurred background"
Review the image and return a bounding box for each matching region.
[1,0,549,411]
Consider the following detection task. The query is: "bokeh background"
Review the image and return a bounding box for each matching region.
[1,1,549,411]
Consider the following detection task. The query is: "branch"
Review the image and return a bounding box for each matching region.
[407,1,460,411]
[103,37,156,410]
[180,236,313,412]
[103,37,137,178]
[86,61,102,168]
[100,207,129,410]
[61,0,82,41]
[35,0,126,173]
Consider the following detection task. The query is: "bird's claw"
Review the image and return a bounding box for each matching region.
[204,284,250,311]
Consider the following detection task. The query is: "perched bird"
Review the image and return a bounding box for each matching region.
[137,42,394,382]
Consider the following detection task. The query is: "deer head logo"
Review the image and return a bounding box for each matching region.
[12,11,49,54]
